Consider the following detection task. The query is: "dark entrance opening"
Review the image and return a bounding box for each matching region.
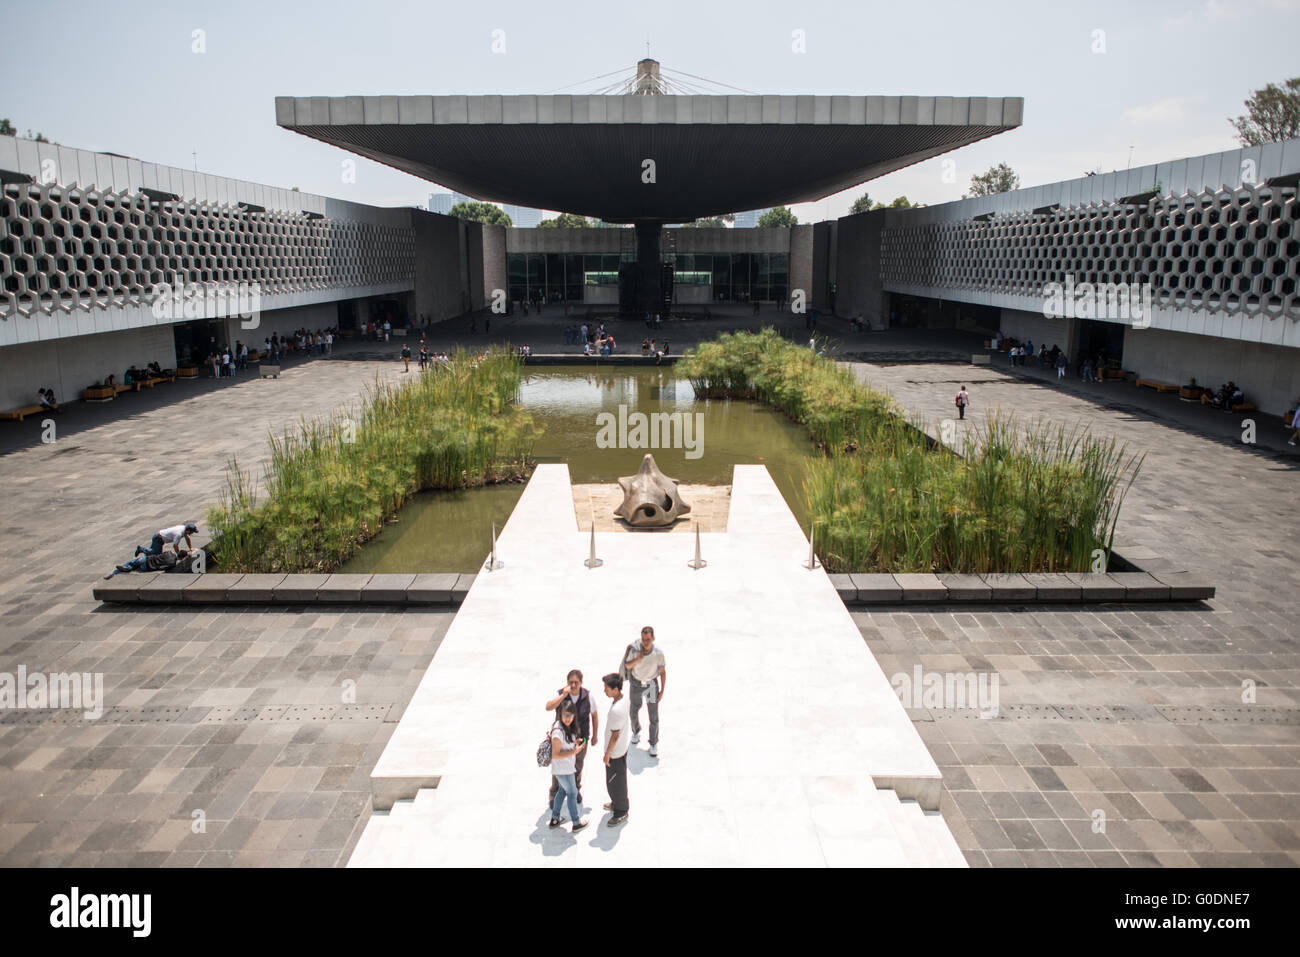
[1076,318,1125,367]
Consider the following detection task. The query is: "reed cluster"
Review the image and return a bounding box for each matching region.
[677,329,1141,573]
[205,348,539,572]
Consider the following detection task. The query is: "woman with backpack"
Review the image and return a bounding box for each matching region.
[548,700,588,832]
[955,385,970,420]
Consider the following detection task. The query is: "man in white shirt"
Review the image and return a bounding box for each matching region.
[142,521,197,557]
[623,625,667,757]
[601,673,631,826]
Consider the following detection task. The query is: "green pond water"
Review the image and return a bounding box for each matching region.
[338,365,815,572]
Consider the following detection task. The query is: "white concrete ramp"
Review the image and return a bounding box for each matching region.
[351,464,964,867]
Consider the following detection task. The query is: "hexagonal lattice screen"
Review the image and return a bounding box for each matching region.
[879,186,1298,321]
[0,183,415,318]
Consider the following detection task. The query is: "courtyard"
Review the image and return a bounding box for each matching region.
[0,314,1295,866]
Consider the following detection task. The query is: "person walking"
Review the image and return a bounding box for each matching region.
[955,385,970,420]
[546,670,597,807]
[622,626,666,757]
[547,700,588,832]
[1287,402,1300,445]
[600,672,630,826]
[400,343,411,373]
[1056,351,1067,379]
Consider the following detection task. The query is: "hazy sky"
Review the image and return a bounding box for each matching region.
[4,0,1298,221]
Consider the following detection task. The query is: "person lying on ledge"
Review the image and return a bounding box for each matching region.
[103,547,195,579]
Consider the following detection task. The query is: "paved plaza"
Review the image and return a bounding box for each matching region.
[0,317,1296,866]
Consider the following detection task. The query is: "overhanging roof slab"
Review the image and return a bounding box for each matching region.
[276,94,1023,222]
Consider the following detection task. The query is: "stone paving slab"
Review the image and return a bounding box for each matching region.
[938,574,992,600]
[91,572,162,603]
[1020,573,1082,601]
[318,575,374,602]
[271,574,330,602]
[361,574,416,603]
[225,573,287,601]
[1107,572,1171,601]
[893,573,947,602]
[851,573,903,603]
[181,574,247,603]
[1150,572,1215,601]
[450,575,475,602]
[981,573,1036,601]
[1065,572,1127,600]
[828,573,856,602]
[137,573,198,603]
[407,574,460,603]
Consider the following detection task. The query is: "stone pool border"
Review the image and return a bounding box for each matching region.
[93,572,475,606]
[92,568,1212,607]
[828,571,1213,604]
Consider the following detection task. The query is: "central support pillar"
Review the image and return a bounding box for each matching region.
[632,220,663,318]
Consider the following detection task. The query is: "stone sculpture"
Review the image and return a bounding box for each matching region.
[614,454,691,527]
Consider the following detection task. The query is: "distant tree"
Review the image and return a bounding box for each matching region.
[849,192,873,214]
[871,196,918,210]
[1231,76,1300,146]
[537,212,592,228]
[682,214,735,227]
[448,200,512,227]
[0,119,14,136]
[968,163,1020,197]
[33,132,49,143]
[756,206,798,227]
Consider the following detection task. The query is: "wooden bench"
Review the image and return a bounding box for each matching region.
[1135,377,1178,393]
[1230,402,1257,413]
[0,404,45,421]
[83,386,115,402]
[177,367,199,378]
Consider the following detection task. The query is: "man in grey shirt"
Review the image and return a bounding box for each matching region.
[623,625,667,757]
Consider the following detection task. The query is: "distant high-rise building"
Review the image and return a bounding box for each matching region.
[732,208,771,228]
[428,191,471,215]
[502,204,543,228]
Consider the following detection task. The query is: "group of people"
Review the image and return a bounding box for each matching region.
[103,520,199,579]
[639,337,670,358]
[1198,381,1246,411]
[363,320,393,342]
[565,322,609,346]
[398,342,452,371]
[126,361,171,384]
[544,626,666,833]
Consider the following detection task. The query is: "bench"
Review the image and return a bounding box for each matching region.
[259,364,281,379]
[1135,377,1178,393]
[83,386,115,402]
[177,367,199,378]
[1229,401,1257,413]
[0,404,45,421]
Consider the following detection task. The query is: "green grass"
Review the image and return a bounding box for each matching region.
[677,328,1141,573]
[205,347,540,572]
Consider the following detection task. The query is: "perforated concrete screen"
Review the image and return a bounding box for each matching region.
[0,183,415,319]
[879,186,1300,320]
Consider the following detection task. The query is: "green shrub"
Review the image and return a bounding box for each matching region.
[206,348,539,572]
[677,329,1141,572]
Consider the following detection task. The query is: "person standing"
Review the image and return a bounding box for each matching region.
[547,700,588,833]
[955,385,969,420]
[600,672,630,826]
[400,343,411,373]
[1056,351,1067,379]
[622,626,666,757]
[545,670,597,807]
